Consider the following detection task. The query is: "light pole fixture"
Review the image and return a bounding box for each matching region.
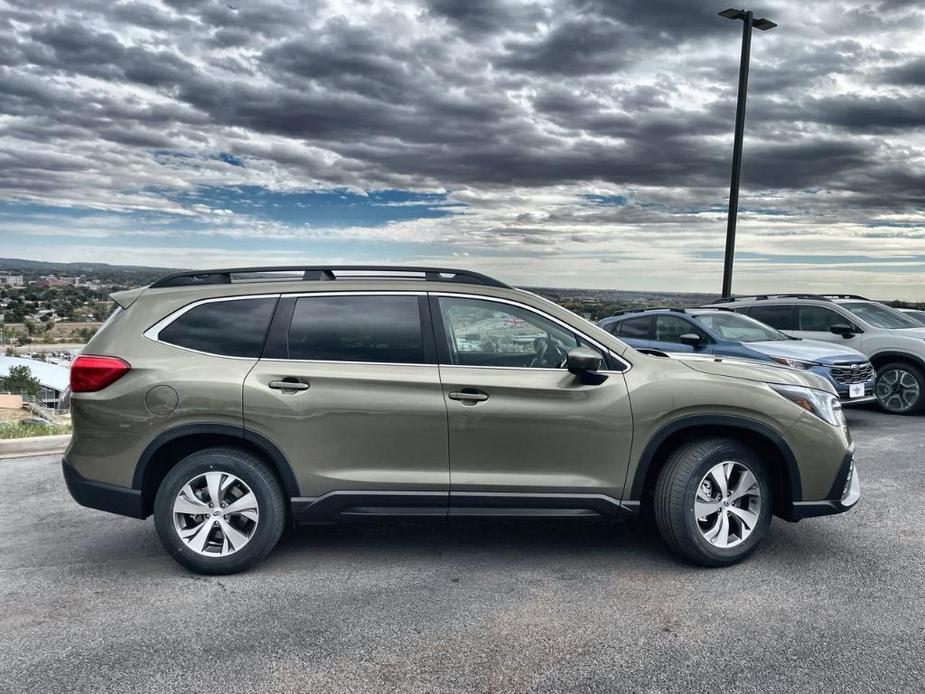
[719,8,777,297]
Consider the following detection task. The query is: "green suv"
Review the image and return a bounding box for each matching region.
[63,267,859,574]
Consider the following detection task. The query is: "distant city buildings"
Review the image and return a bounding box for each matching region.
[37,275,80,287]
[0,275,23,286]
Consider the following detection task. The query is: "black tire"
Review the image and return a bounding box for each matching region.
[654,437,772,567]
[154,447,286,575]
[875,361,925,415]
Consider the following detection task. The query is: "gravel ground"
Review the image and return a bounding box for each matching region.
[1,407,922,693]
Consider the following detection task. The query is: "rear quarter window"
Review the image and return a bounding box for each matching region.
[157,297,277,357]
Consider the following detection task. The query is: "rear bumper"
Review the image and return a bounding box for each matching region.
[787,447,860,520]
[62,457,145,519]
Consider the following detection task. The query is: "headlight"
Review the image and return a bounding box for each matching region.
[771,384,846,427]
[771,356,815,370]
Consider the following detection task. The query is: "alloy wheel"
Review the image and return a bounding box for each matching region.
[172,471,259,556]
[694,461,761,549]
[876,368,921,413]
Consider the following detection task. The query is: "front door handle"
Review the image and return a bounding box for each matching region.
[268,379,309,391]
[448,390,489,404]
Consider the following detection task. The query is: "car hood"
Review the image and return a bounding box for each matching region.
[674,354,836,393]
[745,339,865,364]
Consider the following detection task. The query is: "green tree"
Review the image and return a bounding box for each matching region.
[0,365,41,397]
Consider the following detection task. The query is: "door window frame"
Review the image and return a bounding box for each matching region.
[429,292,630,372]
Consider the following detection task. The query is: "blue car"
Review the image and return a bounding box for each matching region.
[598,307,876,404]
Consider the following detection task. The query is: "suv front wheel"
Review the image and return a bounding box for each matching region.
[654,438,772,567]
[154,447,286,575]
[875,361,925,415]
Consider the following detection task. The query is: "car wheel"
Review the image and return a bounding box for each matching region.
[875,362,925,415]
[154,447,285,575]
[654,438,772,567]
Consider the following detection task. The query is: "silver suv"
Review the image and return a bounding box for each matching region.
[713,294,925,415]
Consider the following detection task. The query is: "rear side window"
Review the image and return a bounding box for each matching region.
[745,304,796,330]
[617,316,653,339]
[287,295,424,363]
[159,298,277,357]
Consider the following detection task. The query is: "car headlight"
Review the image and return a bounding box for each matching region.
[771,356,815,370]
[771,384,846,427]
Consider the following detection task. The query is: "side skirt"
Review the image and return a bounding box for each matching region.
[290,490,637,524]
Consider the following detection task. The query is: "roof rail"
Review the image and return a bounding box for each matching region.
[822,294,869,301]
[711,293,832,304]
[149,266,510,289]
[611,306,688,317]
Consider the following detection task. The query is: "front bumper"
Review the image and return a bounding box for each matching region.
[789,447,860,520]
[62,457,145,519]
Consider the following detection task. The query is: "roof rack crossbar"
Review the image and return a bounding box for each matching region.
[150,266,510,289]
[822,294,870,301]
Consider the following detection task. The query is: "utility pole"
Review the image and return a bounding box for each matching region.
[719,9,777,297]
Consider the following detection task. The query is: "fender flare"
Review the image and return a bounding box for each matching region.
[867,351,925,371]
[132,423,301,498]
[628,414,802,503]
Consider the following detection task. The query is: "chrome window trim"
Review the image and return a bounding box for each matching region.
[431,291,632,373]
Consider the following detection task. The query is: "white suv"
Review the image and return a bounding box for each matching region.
[713,294,925,415]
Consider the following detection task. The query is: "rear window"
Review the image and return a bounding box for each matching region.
[286,295,424,363]
[158,298,277,357]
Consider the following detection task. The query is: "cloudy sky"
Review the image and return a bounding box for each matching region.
[0,0,923,297]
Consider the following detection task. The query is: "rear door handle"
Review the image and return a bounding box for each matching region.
[268,380,309,391]
[448,390,489,403]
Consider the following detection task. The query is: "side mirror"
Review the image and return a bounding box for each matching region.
[680,333,704,347]
[567,347,607,385]
[830,324,855,338]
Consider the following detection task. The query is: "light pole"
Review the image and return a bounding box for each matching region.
[719,8,776,297]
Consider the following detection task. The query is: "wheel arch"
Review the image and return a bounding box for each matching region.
[868,351,925,372]
[133,424,300,517]
[629,415,802,520]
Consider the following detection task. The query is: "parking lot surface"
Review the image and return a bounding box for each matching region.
[1,407,923,693]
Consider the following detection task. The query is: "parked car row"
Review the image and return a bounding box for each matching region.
[64,266,863,575]
[599,293,925,415]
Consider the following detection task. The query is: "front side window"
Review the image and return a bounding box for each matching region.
[287,295,424,363]
[840,302,919,329]
[158,297,276,357]
[694,312,786,342]
[654,315,707,344]
[799,305,849,332]
[745,304,796,330]
[438,297,587,368]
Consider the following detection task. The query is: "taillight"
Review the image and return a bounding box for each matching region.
[70,355,131,393]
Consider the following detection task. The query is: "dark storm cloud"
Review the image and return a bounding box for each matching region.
[881,56,925,85]
[0,0,923,223]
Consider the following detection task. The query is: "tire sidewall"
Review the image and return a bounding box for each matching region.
[681,444,772,562]
[154,449,284,574]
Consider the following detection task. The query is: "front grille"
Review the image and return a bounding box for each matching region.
[830,362,873,385]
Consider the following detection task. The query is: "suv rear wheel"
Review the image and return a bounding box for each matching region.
[153,447,285,575]
[875,361,925,415]
[654,438,771,567]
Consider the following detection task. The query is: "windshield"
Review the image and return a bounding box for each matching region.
[694,312,788,342]
[902,310,925,327]
[840,302,921,329]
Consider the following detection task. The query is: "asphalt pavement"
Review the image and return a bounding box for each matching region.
[1,407,922,693]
